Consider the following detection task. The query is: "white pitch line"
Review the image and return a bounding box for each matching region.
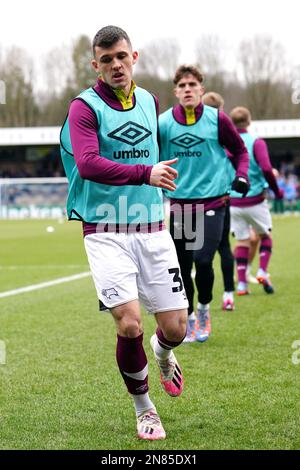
[0,265,89,270]
[0,272,92,299]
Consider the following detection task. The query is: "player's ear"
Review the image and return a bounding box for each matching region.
[91,59,100,73]
[132,51,138,64]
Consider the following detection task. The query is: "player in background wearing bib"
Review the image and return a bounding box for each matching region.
[159,66,250,344]
[229,107,284,295]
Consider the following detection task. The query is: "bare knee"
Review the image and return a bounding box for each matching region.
[236,239,251,248]
[157,310,187,342]
[111,302,143,338]
[260,233,272,241]
[167,323,186,342]
[120,317,143,337]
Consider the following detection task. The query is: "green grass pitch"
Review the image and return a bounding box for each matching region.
[0,216,300,450]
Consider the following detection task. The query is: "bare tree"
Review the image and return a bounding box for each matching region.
[136,38,181,80]
[0,47,39,126]
[43,45,73,96]
[238,35,289,118]
[194,34,228,94]
[239,35,285,84]
[195,35,225,76]
[72,35,97,92]
[38,36,97,126]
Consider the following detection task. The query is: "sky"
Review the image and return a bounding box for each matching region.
[1,0,300,87]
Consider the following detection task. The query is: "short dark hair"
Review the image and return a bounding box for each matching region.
[92,25,132,56]
[173,65,204,85]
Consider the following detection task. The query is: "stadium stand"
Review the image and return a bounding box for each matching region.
[0,122,300,217]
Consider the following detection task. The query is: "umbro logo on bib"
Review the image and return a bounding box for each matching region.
[170,133,204,149]
[108,121,152,146]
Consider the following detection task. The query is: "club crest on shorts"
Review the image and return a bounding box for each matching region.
[102,288,119,299]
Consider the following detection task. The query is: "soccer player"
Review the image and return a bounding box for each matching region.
[60,26,188,441]
[202,92,235,311]
[229,106,284,295]
[159,66,249,343]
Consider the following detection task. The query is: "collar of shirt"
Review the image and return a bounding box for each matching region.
[173,102,204,125]
[94,77,136,110]
[113,81,136,109]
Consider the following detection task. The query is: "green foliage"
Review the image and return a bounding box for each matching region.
[0,216,300,449]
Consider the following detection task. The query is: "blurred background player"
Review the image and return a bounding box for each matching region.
[60,25,188,441]
[246,227,260,284]
[159,66,249,344]
[229,106,284,295]
[272,170,286,214]
[246,169,281,283]
[202,92,235,311]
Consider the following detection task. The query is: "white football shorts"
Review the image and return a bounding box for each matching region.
[84,230,188,314]
[230,200,272,240]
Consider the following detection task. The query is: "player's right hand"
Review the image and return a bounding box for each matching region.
[150,159,178,191]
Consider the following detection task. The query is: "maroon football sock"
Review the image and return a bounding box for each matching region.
[259,236,272,272]
[116,333,148,395]
[234,246,249,283]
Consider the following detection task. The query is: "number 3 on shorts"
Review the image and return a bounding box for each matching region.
[168,268,184,293]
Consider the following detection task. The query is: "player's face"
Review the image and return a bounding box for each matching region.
[174,73,204,108]
[92,39,138,95]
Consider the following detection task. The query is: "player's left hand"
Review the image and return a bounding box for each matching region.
[231,176,250,197]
